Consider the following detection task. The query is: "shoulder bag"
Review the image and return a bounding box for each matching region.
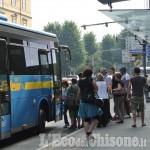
[113,87,126,96]
[82,78,104,108]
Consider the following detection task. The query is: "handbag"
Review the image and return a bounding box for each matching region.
[113,87,126,96]
[93,93,104,108]
[81,78,104,108]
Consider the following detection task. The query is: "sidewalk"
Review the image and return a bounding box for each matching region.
[41,100,150,150]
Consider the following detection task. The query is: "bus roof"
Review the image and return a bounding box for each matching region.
[0,20,57,38]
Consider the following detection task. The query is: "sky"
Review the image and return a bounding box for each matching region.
[31,0,146,41]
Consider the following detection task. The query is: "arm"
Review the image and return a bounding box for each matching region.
[76,86,80,101]
[107,83,112,93]
[127,80,131,100]
[92,80,98,92]
[113,83,122,92]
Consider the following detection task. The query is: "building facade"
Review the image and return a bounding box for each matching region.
[0,0,32,27]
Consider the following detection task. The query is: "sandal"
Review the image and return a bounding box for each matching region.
[142,123,146,126]
[86,132,92,137]
[86,132,94,140]
[131,124,136,128]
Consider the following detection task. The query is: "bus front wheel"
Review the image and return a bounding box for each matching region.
[38,108,46,133]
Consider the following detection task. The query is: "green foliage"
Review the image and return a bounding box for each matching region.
[113,29,134,71]
[83,32,98,55]
[44,22,62,38]
[43,21,135,76]
[60,21,86,75]
[101,34,115,67]
[44,20,86,76]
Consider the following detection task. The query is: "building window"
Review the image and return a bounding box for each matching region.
[0,0,3,7]
[22,0,26,10]
[11,13,17,24]
[12,16,17,24]
[11,0,16,6]
[22,18,27,26]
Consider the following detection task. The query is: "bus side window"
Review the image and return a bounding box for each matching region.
[8,46,26,75]
[8,46,40,75]
[39,50,50,75]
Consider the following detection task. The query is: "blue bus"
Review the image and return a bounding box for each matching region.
[0,14,71,140]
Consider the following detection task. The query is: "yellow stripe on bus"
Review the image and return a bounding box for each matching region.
[1,132,11,139]
[25,81,54,90]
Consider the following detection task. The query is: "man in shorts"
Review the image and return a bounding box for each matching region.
[127,67,146,127]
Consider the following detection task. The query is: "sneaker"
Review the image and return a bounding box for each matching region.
[68,125,76,130]
[78,125,83,129]
[124,115,131,118]
[111,116,119,121]
[63,124,69,128]
[116,120,124,124]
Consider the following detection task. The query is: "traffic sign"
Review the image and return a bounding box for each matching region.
[126,36,143,51]
[129,49,143,56]
[134,59,142,67]
[130,56,135,61]
[122,50,130,63]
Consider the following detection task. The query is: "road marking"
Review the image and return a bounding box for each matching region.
[36,128,84,150]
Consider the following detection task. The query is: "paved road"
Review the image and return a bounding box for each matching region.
[1,100,150,150]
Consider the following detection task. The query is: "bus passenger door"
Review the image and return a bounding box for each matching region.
[0,39,11,140]
[38,50,55,121]
[50,49,62,121]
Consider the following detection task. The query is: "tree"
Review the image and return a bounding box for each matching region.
[44,21,86,76]
[114,29,134,70]
[83,32,98,55]
[44,22,62,39]
[101,34,115,68]
[83,32,99,73]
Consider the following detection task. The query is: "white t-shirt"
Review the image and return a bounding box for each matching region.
[105,75,112,85]
[96,81,109,99]
[121,73,130,88]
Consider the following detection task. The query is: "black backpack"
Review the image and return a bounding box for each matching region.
[67,86,76,108]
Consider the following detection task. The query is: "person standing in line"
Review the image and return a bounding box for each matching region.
[77,72,84,128]
[113,73,125,123]
[77,68,103,140]
[127,67,146,127]
[67,78,80,129]
[62,80,70,128]
[100,68,112,120]
[120,67,131,118]
[96,73,111,127]
[109,67,118,120]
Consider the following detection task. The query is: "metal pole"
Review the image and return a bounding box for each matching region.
[143,40,147,77]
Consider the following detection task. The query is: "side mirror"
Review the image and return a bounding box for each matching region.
[59,45,71,62]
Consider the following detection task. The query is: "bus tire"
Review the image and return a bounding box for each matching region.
[37,108,46,133]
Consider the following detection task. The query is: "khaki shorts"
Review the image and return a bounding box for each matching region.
[131,96,144,112]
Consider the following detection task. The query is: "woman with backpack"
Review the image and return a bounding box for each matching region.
[77,68,103,140]
[67,78,81,129]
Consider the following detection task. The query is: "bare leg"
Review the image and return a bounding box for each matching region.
[141,111,145,125]
[84,122,89,136]
[132,111,136,126]
[87,119,98,133]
